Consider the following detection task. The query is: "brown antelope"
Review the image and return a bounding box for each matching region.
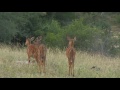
[32,36,47,74]
[37,37,47,74]
[66,36,76,76]
[25,37,38,64]
[25,36,47,74]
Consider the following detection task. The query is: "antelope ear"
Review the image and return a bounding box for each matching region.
[34,37,38,41]
[38,36,42,40]
[30,37,35,41]
[67,36,71,40]
[26,36,29,39]
[74,37,76,41]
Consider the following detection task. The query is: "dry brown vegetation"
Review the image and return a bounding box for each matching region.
[0,44,120,78]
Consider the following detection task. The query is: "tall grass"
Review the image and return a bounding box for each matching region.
[0,44,120,78]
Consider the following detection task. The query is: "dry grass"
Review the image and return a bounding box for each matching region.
[0,44,120,78]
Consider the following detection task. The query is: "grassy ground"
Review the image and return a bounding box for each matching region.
[0,44,120,78]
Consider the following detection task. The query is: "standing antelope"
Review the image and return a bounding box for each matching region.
[37,36,47,74]
[66,36,76,76]
[25,36,47,74]
[25,37,38,64]
[37,44,47,73]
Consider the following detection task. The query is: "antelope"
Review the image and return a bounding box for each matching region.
[66,36,76,76]
[37,37,47,74]
[25,36,47,74]
[25,37,38,64]
[32,36,47,74]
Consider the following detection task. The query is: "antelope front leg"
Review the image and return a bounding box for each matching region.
[68,60,70,76]
[43,62,46,74]
[72,63,74,77]
[38,63,41,74]
[70,64,72,76]
[37,60,41,74]
[72,58,75,77]
[69,61,73,76]
[69,65,70,76]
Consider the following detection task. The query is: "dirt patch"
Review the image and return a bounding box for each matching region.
[15,60,36,64]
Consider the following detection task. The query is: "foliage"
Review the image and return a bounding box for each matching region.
[0,13,18,43]
[0,12,120,56]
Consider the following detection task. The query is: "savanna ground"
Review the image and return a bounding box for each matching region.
[0,44,120,78]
